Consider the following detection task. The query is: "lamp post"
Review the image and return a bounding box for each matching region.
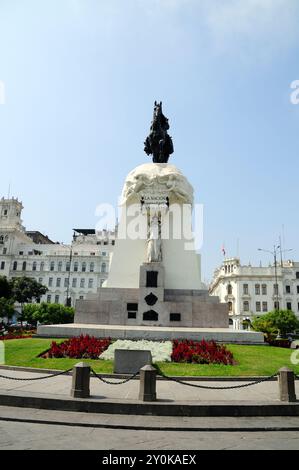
[65,245,73,307]
[258,245,280,312]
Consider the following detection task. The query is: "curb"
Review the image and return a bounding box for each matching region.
[1,415,299,432]
[0,391,298,417]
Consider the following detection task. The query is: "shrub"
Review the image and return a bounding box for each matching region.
[252,310,299,341]
[22,302,74,325]
[171,339,234,365]
[41,335,111,359]
[0,329,35,340]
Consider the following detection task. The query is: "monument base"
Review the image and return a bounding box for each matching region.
[37,323,265,344]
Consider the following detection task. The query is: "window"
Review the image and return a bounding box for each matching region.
[58,261,62,272]
[19,251,23,255]
[112,240,115,246]
[296,272,299,279]
[90,252,95,256]
[262,284,267,295]
[170,313,181,321]
[12,261,17,271]
[273,284,279,295]
[243,301,249,312]
[104,241,108,245]
[22,261,26,271]
[47,294,51,303]
[0,261,5,270]
[128,311,136,319]
[3,248,7,254]
[127,303,138,311]
[243,284,248,295]
[146,271,158,288]
[80,278,85,288]
[72,278,77,288]
[143,310,158,321]
[256,301,261,312]
[255,284,260,295]
[79,295,84,300]
[262,301,268,312]
[102,252,107,256]
[74,262,78,272]
[66,261,70,272]
[286,285,291,294]
[88,279,93,289]
[48,277,53,287]
[274,301,280,310]
[50,261,55,271]
[55,295,59,304]
[228,301,233,312]
[101,262,106,273]
[298,302,299,312]
[3,210,7,216]
[82,262,86,272]
[227,284,232,295]
[40,262,45,271]
[32,261,37,271]
[297,286,299,294]
[38,277,43,284]
[28,251,33,256]
[63,278,68,287]
[90,262,94,272]
[56,278,61,287]
[287,302,292,311]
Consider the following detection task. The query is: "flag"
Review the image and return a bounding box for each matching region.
[222,244,226,257]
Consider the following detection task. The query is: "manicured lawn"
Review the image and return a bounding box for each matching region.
[2,338,299,376]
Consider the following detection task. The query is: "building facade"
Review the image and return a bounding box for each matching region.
[210,257,299,329]
[0,197,116,308]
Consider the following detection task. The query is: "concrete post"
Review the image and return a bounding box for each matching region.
[71,362,90,398]
[139,364,157,402]
[278,367,296,402]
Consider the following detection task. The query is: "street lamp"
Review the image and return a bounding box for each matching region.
[258,245,280,311]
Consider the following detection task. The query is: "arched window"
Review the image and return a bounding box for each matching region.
[22,261,26,271]
[32,261,37,271]
[82,262,86,272]
[227,284,232,295]
[13,261,17,271]
[74,261,78,272]
[101,262,106,273]
[90,262,94,272]
[228,301,233,312]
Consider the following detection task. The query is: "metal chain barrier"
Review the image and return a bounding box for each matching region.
[156,370,278,390]
[91,368,139,385]
[0,368,73,381]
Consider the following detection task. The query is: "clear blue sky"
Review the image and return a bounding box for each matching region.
[1,0,299,281]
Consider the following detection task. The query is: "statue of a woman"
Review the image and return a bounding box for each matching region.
[146,214,162,262]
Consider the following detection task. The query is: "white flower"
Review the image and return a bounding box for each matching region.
[99,339,172,363]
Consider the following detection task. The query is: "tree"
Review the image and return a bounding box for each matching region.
[22,302,74,326]
[252,309,299,340]
[0,276,11,299]
[0,298,15,322]
[10,277,48,305]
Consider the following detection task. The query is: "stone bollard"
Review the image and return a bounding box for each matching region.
[139,364,157,402]
[71,362,90,398]
[278,367,296,402]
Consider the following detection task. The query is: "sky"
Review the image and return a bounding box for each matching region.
[0,0,299,282]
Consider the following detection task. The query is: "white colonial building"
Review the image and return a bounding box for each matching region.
[210,257,299,329]
[0,197,116,308]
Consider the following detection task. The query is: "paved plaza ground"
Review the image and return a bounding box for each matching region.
[0,369,298,450]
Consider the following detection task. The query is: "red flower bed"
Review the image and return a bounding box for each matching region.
[41,335,111,359]
[171,339,235,365]
[0,330,35,340]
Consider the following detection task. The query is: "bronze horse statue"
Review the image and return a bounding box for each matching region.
[144,101,174,163]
